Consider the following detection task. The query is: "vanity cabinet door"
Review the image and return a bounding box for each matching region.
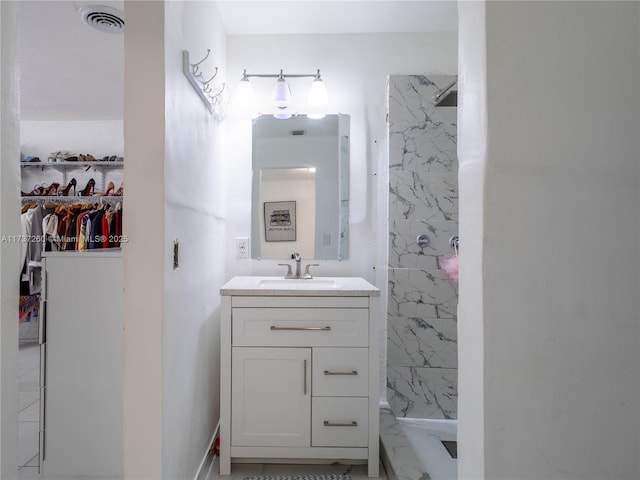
[231,347,311,447]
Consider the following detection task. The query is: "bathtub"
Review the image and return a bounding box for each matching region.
[380,406,458,480]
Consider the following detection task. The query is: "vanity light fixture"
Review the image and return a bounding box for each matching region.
[237,69,328,119]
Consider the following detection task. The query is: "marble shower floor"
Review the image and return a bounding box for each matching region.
[380,404,458,480]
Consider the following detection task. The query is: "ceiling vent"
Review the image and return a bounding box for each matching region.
[79,5,125,34]
[291,130,306,136]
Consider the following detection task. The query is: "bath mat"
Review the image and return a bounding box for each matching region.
[244,475,349,480]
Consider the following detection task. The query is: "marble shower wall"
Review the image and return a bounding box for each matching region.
[387,75,458,419]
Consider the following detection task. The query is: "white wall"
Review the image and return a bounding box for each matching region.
[20,120,123,160]
[459,1,640,478]
[123,1,164,477]
[162,1,227,478]
[124,1,227,479]
[457,1,486,478]
[0,2,21,477]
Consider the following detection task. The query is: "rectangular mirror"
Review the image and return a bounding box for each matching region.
[251,114,350,260]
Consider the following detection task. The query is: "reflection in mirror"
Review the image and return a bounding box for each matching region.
[251,114,350,260]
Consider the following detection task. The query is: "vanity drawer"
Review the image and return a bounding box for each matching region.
[311,397,369,447]
[232,308,369,347]
[312,348,368,397]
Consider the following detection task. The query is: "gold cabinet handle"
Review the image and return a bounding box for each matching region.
[270,326,331,331]
[324,370,358,376]
[323,420,358,427]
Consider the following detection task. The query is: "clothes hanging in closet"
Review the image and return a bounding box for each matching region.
[47,203,123,252]
[20,203,124,294]
[20,205,46,294]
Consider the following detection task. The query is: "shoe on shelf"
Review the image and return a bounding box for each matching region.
[78,154,97,162]
[22,182,60,196]
[59,152,78,162]
[22,184,47,196]
[44,182,61,196]
[48,151,66,163]
[48,150,74,163]
[95,181,115,197]
[79,178,96,196]
[114,182,123,196]
[59,178,77,196]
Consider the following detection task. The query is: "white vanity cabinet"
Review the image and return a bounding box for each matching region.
[220,277,380,477]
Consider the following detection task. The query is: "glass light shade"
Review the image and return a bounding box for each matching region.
[235,77,256,116]
[306,112,326,120]
[272,78,292,108]
[308,78,328,108]
[273,111,291,120]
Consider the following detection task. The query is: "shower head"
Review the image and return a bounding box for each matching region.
[433,78,458,107]
[435,90,457,107]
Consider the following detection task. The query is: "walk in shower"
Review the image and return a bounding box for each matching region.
[381,75,458,480]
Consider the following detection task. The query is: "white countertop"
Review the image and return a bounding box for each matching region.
[220,276,380,297]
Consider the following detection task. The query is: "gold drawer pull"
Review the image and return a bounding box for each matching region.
[323,420,358,427]
[270,326,331,331]
[324,370,358,376]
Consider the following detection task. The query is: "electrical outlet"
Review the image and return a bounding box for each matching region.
[236,237,249,259]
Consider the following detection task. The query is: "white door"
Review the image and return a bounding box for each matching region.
[232,347,311,447]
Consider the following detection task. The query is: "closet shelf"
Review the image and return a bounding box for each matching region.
[21,161,123,170]
[21,195,123,204]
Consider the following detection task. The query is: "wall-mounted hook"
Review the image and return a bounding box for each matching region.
[201,67,219,86]
[183,50,226,118]
[208,84,226,105]
[190,48,211,74]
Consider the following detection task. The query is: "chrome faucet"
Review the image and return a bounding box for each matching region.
[292,252,302,278]
[277,252,319,279]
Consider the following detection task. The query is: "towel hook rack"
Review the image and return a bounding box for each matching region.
[183,49,226,119]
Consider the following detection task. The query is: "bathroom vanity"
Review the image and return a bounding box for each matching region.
[219,276,380,477]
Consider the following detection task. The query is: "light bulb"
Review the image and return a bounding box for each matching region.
[308,77,328,108]
[273,111,291,120]
[272,77,292,108]
[235,76,256,117]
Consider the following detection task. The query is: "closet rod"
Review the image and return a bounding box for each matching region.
[21,196,123,205]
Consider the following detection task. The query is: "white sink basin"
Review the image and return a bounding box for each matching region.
[220,276,380,296]
[257,278,338,289]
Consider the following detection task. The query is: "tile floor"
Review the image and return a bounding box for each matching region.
[206,461,388,480]
[17,342,40,479]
